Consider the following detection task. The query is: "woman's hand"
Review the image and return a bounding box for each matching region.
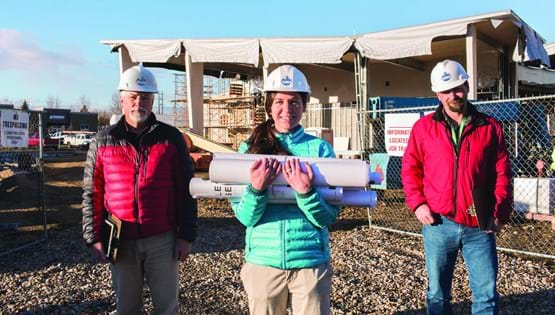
[283,158,313,194]
[250,158,281,191]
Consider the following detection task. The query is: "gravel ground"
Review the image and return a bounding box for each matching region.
[1,200,554,314]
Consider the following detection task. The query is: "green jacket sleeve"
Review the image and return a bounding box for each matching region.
[230,142,269,227]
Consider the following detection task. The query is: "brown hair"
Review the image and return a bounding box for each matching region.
[246,92,308,155]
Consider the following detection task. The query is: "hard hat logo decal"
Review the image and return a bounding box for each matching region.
[136,76,146,86]
[441,72,451,82]
[281,76,292,86]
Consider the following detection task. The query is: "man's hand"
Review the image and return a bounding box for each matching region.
[485,217,504,234]
[175,239,192,262]
[415,204,435,225]
[89,242,108,263]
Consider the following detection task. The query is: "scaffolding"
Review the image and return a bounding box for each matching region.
[203,94,265,149]
[173,73,264,149]
[171,74,189,128]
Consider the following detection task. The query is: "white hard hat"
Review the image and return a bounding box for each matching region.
[263,65,311,95]
[118,64,158,93]
[430,60,469,93]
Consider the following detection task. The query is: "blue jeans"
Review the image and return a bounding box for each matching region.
[422,216,498,315]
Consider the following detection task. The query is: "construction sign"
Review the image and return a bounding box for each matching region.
[384,113,420,157]
[0,109,29,148]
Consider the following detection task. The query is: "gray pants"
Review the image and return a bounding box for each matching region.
[240,262,332,315]
[111,232,179,315]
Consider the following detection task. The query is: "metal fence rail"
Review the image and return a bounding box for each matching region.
[0,112,47,256]
[305,95,555,259]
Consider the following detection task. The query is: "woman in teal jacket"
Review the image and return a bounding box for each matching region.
[231,65,339,315]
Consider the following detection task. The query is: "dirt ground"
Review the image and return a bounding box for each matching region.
[0,152,86,252]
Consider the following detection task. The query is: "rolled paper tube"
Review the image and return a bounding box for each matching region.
[209,159,369,187]
[190,178,343,201]
[190,179,378,207]
[213,153,365,165]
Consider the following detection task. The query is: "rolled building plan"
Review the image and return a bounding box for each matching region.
[209,158,374,187]
[212,153,382,185]
[189,178,378,207]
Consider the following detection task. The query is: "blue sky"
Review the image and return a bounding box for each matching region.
[1,0,553,112]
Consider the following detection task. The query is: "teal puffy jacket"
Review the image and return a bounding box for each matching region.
[231,126,340,269]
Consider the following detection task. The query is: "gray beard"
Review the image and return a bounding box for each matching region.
[129,112,148,123]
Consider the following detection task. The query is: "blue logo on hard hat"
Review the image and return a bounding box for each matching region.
[281,76,292,86]
[441,72,451,82]
[136,76,146,86]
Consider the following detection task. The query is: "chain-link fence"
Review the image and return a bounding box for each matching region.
[304,95,555,259]
[0,111,47,256]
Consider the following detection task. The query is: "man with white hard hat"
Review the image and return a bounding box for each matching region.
[402,59,512,314]
[82,64,197,314]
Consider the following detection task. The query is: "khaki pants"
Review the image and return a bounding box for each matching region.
[240,262,332,315]
[111,232,179,315]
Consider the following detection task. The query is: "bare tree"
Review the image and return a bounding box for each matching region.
[76,95,92,112]
[110,91,121,114]
[1,97,14,105]
[80,95,91,107]
[97,110,112,126]
[46,96,62,108]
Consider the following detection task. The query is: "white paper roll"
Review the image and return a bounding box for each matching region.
[213,152,364,165]
[209,158,369,187]
[190,178,378,207]
[190,178,342,202]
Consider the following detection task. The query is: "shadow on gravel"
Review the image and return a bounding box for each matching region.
[18,297,114,315]
[330,218,369,231]
[193,217,245,254]
[394,289,555,314]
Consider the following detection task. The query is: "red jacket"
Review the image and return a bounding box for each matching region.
[82,115,197,245]
[401,103,512,227]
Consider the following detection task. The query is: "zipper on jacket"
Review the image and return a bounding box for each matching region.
[143,148,149,178]
[281,219,286,269]
[446,123,459,217]
[465,141,471,169]
[452,127,470,218]
[452,151,458,216]
[134,155,141,234]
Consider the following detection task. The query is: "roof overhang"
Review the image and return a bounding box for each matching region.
[102,9,551,74]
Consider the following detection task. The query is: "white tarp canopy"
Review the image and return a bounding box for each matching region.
[260,37,353,66]
[355,10,551,67]
[183,39,260,67]
[103,39,182,63]
[102,10,551,68]
[517,64,555,86]
[545,43,555,56]
[103,37,354,68]
[355,19,468,60]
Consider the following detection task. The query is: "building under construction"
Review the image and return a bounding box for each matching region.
[172,73,265,150]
